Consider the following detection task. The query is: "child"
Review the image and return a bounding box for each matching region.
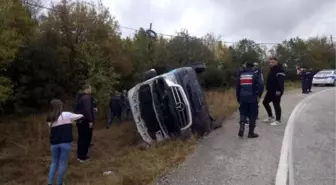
[46,99,83,185]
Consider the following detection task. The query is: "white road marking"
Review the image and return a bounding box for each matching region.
[275,88,335,185]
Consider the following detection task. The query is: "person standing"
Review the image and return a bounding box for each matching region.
[88,97,97,147]
[262,57,286,126]
[307,68,314,93]
[122,89,131,120]
[236,61,264,138]
[74,84,95,162]
[244,62,264,125]
[106,92,123,128]
[253,62,264,120]
[299,68,309,94]
[47,99,83,185]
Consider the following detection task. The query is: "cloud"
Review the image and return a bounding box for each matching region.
[103,0,336,43]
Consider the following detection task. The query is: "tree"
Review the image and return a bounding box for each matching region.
[232,39,264,64]
[0,0,35,108]
[0,0,334,114]
[165,30,214,68]
[305,36,335,69]
[6,0,121,112]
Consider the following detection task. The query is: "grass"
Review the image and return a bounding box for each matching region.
[0,89,239,185]
[285,81,301,91]
[206,88,238,119]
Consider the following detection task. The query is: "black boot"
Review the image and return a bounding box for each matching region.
[238,122,245,137]
[248,125,259,138]
[248,132,259,138]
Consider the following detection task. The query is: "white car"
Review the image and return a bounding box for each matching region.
[312,70,336,86]
[128,66,213,144]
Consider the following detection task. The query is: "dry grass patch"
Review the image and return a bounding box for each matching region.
[205,89,238,119]
[0,89,238,185]
[285,81,301,91]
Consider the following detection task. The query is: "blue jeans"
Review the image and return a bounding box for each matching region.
[48,142,72,185]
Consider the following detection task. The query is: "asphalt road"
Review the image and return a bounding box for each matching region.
[291,88,335,185]
[156,87,335,185]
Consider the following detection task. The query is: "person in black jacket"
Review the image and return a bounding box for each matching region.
[74,84,95,162]
[88,96,97,147]
[262,57,285,126]
[106,92,123,128]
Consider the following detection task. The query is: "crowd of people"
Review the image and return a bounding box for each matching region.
[46,85,131,185]
[236,57,286,138]
[236,57,317,138]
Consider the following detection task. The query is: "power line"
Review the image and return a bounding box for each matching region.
[22,1,280,45]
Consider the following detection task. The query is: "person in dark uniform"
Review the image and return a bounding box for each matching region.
[253,62,264,120]
[307,68,314,93]
[262,57,285,126]
[239,63,248,126]
[244,62,264,125]
[74,84,95,162]
[236,61,264,138]
[106,92,123,128]
[121,89,131,120]
[299,68,309,94]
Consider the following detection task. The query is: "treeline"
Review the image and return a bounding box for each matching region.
[0,0,335,114]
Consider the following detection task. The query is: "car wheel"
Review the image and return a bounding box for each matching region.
[333,80,336,87]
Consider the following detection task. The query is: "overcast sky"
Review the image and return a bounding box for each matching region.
[102,0,336,44]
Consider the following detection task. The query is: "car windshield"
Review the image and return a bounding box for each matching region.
[317,71,333,75]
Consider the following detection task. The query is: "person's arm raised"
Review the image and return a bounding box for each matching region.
[69,113,83,122]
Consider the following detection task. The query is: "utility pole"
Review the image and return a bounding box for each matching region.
[330,35,334,48]
[148,23,153,67]
[146,23,157,68]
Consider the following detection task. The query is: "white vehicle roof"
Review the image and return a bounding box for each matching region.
[318,69,336,73]
[315,70,336,75]
[320,69,336,72]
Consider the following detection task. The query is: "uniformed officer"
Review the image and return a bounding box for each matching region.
[245,62,264,125]
[299,68,309,94]
[253,62,264,119]
[307,68,314,93]
[121,89,131,120]
[236,61,264,138]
